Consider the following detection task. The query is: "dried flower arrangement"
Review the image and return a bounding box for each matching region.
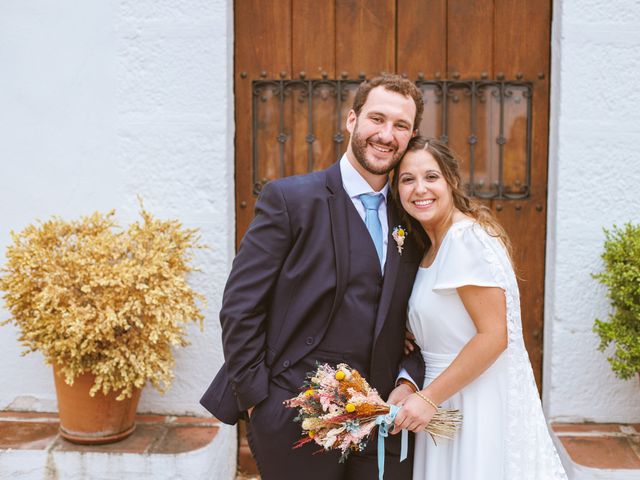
[0,206,206,400]
[284,363,462,463]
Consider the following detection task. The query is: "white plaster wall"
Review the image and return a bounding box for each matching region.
[0,0,234,418]
[545,0,640,421]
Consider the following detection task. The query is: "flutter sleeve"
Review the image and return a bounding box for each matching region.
[432,221,508,294]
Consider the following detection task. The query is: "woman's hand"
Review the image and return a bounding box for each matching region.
[404,328,416,355]
[391,392,437,434]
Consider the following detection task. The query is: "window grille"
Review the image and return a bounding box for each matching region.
[252,78,532,199]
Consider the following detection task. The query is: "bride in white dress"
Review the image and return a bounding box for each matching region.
[390,137,567,480]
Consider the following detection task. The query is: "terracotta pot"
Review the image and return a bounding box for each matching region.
[53,364,142,444]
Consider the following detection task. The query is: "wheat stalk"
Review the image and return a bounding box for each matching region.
[426,408,463,443]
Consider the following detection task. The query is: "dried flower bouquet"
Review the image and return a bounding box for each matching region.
[284,363,462,462]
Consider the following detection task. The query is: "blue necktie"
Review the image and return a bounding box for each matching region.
[359,193,384,266]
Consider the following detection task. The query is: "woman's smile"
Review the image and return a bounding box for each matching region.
[397,149,453,231]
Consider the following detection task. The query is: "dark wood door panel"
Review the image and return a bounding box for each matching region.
[397,0,447,79]
[336,0,396,76]
[235,0,292,246]
[494,0,551,390]
[448,0,495,78]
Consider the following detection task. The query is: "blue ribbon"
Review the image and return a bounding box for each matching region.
[375,404,408,480]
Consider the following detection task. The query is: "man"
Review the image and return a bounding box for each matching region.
[201,75,425,479]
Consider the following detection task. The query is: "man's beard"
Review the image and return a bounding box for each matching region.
[351,121,404,175]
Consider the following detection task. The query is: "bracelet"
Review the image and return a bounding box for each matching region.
[396,378,418,393]
[414,391,439,412]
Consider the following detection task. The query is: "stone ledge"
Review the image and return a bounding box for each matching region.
[0,411,237,480]
[552,423,640,480]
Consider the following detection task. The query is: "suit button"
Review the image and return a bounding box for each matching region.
[305,337,314,345]
[282,360,290,368]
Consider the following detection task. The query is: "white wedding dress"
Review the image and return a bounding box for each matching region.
[408,219,567,480]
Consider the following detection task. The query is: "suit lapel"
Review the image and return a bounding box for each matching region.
[373,203,401,340]
[325,163,350,324]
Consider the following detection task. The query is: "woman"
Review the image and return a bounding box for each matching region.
[391,137,567,479]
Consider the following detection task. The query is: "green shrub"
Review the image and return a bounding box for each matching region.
[593,222,640,380]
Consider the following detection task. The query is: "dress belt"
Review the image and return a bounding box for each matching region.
[421,351,458,381]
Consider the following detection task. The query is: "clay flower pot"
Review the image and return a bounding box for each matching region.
[53,364,142,444]
[1,208,205,444]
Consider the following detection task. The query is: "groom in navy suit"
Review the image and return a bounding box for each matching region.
[201,75,425,479]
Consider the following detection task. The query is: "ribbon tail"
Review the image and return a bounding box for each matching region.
[377,427,385,480]
[376,404,403,480]
[400,427,408,462]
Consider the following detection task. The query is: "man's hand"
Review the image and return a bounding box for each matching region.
[386,382,415,407]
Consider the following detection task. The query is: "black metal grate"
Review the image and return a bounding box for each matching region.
[252,78,533,199]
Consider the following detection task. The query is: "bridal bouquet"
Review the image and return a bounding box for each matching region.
[284,363,462,462]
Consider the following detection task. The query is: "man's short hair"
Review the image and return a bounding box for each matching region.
[352,75,424,130]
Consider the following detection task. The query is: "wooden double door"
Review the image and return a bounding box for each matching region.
[234,0,551,390]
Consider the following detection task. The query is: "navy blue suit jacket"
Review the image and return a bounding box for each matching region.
[200,162,424,424]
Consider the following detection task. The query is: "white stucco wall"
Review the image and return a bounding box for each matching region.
[545,0,640,421]
[0,0,234,419]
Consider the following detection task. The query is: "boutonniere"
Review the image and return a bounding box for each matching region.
[392,225,407,255]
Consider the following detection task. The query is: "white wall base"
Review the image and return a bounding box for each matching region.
[0,424,237,480]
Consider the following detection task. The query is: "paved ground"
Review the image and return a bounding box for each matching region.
[0,411,220,454]
[553,422,640,469]
[237,423,640,479]
[0,411,234,479]
[3,412,640,479]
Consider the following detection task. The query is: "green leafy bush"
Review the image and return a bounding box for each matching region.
[593,223,640,380]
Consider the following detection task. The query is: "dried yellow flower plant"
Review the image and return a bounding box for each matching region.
[0,207,206,400]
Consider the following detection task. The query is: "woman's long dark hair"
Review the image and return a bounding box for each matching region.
[391,136,513,260]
